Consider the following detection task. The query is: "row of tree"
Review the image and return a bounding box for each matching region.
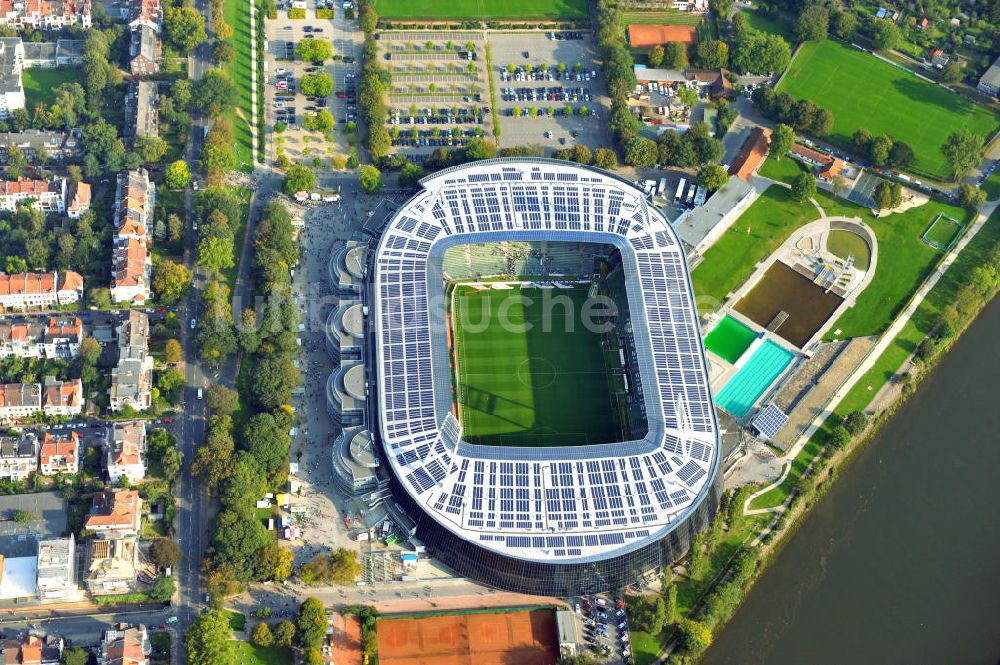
[357,0,393,159]
[751,86,835,137]
[851,129,915,169]
[623,122,725,170]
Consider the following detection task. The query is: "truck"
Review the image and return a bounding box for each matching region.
[674,178,687,202]
[657,177,667,198]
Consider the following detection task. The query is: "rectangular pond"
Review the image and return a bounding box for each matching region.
[714,339,795,417]
[703,315,757,364]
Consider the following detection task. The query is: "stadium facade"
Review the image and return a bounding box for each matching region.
[371,159,721,596]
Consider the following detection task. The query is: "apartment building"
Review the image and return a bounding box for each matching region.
[109,311,152,412]
[106,420,145,483]
[39,430,79,475]
[0,316,84,359]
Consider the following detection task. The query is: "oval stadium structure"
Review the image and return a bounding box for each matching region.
[372,159,721,596]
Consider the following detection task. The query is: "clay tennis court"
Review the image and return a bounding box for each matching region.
[377,609,560,665]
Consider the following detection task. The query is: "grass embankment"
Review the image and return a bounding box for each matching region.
[624,10,703,25]
[751,206,1000,509]
[741,8,795,41]
[375,0,588,19]
[223,0,255,170]
[220,187,253,293]
[777,40,999,180]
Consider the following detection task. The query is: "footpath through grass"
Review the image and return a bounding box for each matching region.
[751,206,1000,510]
[453,285,620,447]
[223,0,254,170]
[375,0,588,19]
[777,40,999,180]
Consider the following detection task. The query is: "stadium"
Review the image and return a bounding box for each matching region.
[371,159,721,596]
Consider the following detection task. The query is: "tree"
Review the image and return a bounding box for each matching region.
[696,40,728,69]
[770,123,795,159]
[302,651,324,665]
[273,620,296,647]
[593,148,618,170]
[871,19,901,51]
[843,411,869,436]
[664,581,678,625]
[830,424,851,448]
[791,172,817,202]
[463,137,497,161]
[283,164,316,195]
[571,144,592,165]
[297,598,327,651]
[830,9,858,39]
[62,648,90,665]
[678,619,712,654]
[624,136,658,168]
[185,610,236,665]
[194,70,237,118]
[663,41,688,70]
[887,141,914,169]
[163,339,183,364]
[205,384,239,416]
[242,412,291,481]
[957,184,987,212]
[197,236,235,272]
[252,622,274,647]
[941,59,962,84]
[677,85,697,109]
[164,159,192,189]
[852,128,872,154]
[869,134,893,166]
[941,129,984,179]
[296,37,333,63]
[150,537,182,569]
[647,45,665,68]
[795,6,828,42]
[248,356,299,410]
[192,416,236,491]
[359,164,382,193]
[732,32,790,75]
[399,161,426,188]
[698,163,729,191]
[152,258,191,304]
[257,541,294,582]
[150,574,176,601]
[165,6,207,54]
[213,41,236,65]
[300,73,334,98]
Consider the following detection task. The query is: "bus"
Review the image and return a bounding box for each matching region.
[674,178,687,202]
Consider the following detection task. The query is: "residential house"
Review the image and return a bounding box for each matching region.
[36,535,75,599]
[129,25,160,76]
[0,432,38,480]
[98,624,149,665]
[110,170,154,305]
[127,0,160,31]
[22,39,85,67]
[0,316,85,359]
[686,69,733,98]
[109,311,152,412]
[0,37,24,118]
[38,431,79,475]
[66,181,90,218]
[0,129,83,162]
[0,382,39,422]
[918,17,929,30]
[85,488,142,536]
[978,56,1000,97]
[0,271,82,309]
[40,376,82,417]
[790,143,846,181]
[106,421,145,483]
[0,635,64,664]
[728,126,771,181]
[0,177,67,213]
[86,535,138,596]
[124,81,158,145]
[0,0,92,30]
[927,48,950,68]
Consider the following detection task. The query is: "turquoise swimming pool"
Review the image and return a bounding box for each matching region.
[715,340,794,417]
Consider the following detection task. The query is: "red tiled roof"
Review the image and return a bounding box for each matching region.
[86,488,141,531]
[729,126,771,180]
[40,431,78,465]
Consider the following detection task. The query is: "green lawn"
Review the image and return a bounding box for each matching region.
[741,8,794,42]
[982,168,1000,201]
[752,206,1000,510]
[453,285,621,447]
[757,155,808,184]
[223,0,254,170]
[375,0,588,19]
[826,196,971,338]
[226,610,247,631]
[922,215,963,249]
[777,40,999,180]
[827,229,871,270]
[624,10,704,25]
[220,187,253,293]
[234,642,293,665]
[22,67,82,108]
[691,185,820,307]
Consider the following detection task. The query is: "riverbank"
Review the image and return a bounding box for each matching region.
[633,204,1000,664]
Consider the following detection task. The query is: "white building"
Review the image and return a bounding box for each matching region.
[0,316,84,359]
[106,421,146,484]
[0,432,38,481]
[0,177,67,213]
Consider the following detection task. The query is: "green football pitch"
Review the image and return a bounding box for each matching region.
[374,0,589,19]
[777,40,999,180]
[452,285,621,447]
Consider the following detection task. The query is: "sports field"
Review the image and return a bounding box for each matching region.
[452,285,621,447]
[777,40,999,180]
[378,609,559,665]
[375,0,588,19]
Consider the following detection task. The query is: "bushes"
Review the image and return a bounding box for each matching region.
[288,7,305,18]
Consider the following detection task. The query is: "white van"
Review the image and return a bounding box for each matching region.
[197,388,203,400]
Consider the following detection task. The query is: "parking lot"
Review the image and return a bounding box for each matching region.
[264,1,363,167]
[377,30,492,160]
[489,32,612,153]
[578,593,632,663]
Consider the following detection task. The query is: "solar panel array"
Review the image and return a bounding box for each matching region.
[751,403,789,440]
[373,160,719,562]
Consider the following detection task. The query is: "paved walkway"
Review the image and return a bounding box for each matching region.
[744,199,999,515]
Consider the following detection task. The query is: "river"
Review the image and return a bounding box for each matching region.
[703,298,1000,665]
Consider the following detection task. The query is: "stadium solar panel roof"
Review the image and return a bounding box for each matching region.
[373,159,720,563]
